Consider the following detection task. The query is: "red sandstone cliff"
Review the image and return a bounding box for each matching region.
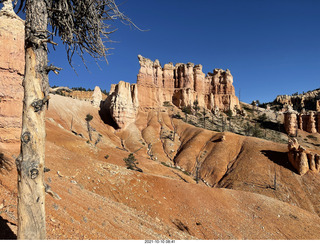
[0,6,24,142]
[136,55,240,112]
[104,55,241,129]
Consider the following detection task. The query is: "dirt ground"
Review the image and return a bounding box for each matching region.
[1,95,320,240]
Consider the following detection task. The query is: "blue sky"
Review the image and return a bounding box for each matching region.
[12,0,320,103]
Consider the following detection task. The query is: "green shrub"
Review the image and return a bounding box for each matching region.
[123,153,143,172]
[307,134,317,141]
[163,101,172,107]
[258,113,268,122]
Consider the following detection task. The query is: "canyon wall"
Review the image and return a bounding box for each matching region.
[0,5,24,142]
[136,55,240,112]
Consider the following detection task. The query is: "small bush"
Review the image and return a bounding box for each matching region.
[85,114,93,122]
[104,155,109,160]
[258,113,268,122]
[172,113,182,119]
[161,162,171,167]
[123,153,143,172]
[252,125,264,138]
[307,134,318,141]
[163,101,172,107]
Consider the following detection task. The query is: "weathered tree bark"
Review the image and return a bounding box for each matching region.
[16,0,48,239]
[87,120,92,141]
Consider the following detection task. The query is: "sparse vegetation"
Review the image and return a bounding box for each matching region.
[172,112,182,119]
[306,134,318,141]
[85,114,93,141]
[163,101,172,107]
[193,100,200,117]
[182,106,192,123]
[258,113,268,122]
[123,153,143,172]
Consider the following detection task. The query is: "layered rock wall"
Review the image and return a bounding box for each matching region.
[0,5,24,141]
[136,55,240,112]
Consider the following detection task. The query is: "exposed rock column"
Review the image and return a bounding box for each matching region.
[315,155,320,172]
[298,114,303,130]
[193,64,205,93]
[107,81,139,129]
[317,112,320,133]
[306,112,317,133]
[284,111,298,136]
[137,55,164,108]
[288,139,308,175]
[288,138,320,175]
[162,63,175,102]
[185,63,195,89]
[91,86,102,107]
[298,146,310,176]
[193,64,206,108]
[153,59,163,88]
[137,55,154,85]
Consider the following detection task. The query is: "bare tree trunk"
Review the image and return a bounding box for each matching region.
[16,0,48,239]
[87,121,92,141]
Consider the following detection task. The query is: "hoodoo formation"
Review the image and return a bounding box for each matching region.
[136,55,240,112]
[288,138,320,175]
[101,81,139,129]
[0,5,24,142]
[106,55,241,129]
[284,108,320,136]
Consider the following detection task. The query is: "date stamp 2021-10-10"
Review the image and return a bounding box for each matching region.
[145,240,175,244]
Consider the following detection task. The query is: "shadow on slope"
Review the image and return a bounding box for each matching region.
[98,100,119,130]
[260,150,296,173]
[0,216,16,240]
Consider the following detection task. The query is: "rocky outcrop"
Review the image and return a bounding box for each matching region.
[283,107,298,136]
[0,4,24,141]
[55,88,107,103]
[101,56,240,129]
[101,81,139,129]
[288,138,320,175]
[284,109,320,135]
[136,55,240,112]
[91,86,103,107]
[275,89,320,112]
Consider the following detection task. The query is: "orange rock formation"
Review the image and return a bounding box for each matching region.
[0,6,24,142]
[288,138,320,175]
[136,55,240,112]
[284,108,320,136]
[101,81,139,129]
